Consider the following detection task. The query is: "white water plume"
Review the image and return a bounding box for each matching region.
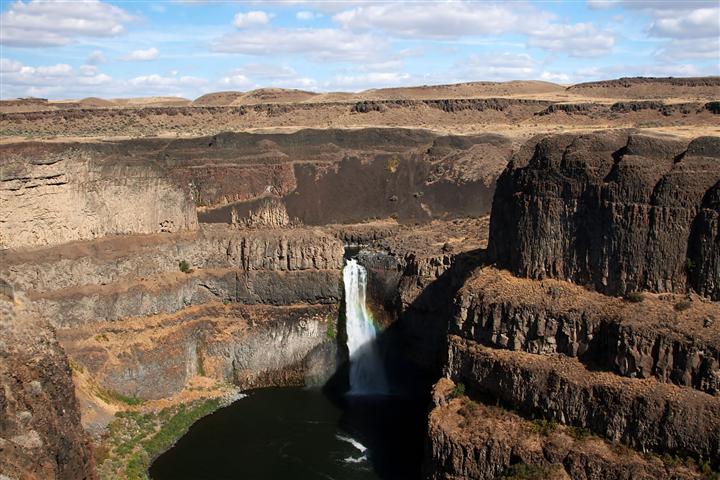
[343,258,388,395]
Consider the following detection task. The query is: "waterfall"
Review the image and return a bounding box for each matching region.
[343,258,388,395]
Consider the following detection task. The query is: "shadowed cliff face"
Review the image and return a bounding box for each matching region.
[488,131,720,299]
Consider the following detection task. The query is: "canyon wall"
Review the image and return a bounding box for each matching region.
[0,142,198,250]
[1,225,344,401]
[489,132,720,299]
[425,132,720,479]
[0,292,96,480]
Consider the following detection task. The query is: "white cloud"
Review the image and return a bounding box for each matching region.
[332,2,550,39]
[0,58,24,73]
[86,50,106,65]
[540,71,570,83]
[649,7,719,39]
[528,23,615,57]
[233,10,271,28]
[129,74,207,88]
[120,47,160,61]
[0,0,134,47]
[0,58,213,99]
[1,59,79,98]
[211,28,387,61]
[219,73,254,88]
[296,11,321,21]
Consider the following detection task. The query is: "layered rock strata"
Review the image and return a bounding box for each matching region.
[425,378,707,480]
[0,142,197,249]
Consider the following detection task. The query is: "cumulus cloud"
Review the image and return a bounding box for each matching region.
[540,71,571,83]
[0,58,210,99]
[129,73,206,88]
[211,28,387,61]
[120,47,160,61]
[332,2,550,39]
[649,7,719,39]
[219,73,254,88]
[217,64,321,90]
[0,0,134,47]
[0,58,111,98]
[527,23,615,57]
[233,11,271,28]
[329,2,615,57]
[86,50,106,65]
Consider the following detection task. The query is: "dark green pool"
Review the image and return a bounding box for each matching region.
[149,387,427,480]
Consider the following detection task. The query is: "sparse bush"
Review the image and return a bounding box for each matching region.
[178,260,191,273]
[529,418,558,436]
[326,320,336,340]
[624,291,645,303]
[450,382,465,399]
[674,298,692,311]
[569,426,592,441]
[95,333,109,342]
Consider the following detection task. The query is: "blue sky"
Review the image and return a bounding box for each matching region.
[1,0,718,99]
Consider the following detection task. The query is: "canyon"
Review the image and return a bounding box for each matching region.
[0,77,719,480]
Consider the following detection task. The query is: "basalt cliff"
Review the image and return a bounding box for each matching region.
[1,78,719,480]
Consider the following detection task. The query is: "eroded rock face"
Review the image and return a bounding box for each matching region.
[0,143,198,250]
[689,181,720,299]
[452,268,720,395]
[0,294,95,480]
[488,132,720,299]
[59,303,336,400]
[424,379,705,480]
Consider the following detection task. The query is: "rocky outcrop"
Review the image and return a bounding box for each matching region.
[0,142,198,249]
[424,378,707,480]
[452,268,720,395]
[446,337,720,462]
[60,302,336,400]
[489,132,720,299]
[0,294,95,480]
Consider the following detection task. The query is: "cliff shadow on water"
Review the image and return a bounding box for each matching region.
[320,246,488,480]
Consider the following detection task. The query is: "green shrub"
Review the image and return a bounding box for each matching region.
[178,260,191,273]
[569,426,592,441]
[674,299,692,311]
[624,291,644,303]
[326,320,336,340]
[529,419,558,436]
[450,382,465,399]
